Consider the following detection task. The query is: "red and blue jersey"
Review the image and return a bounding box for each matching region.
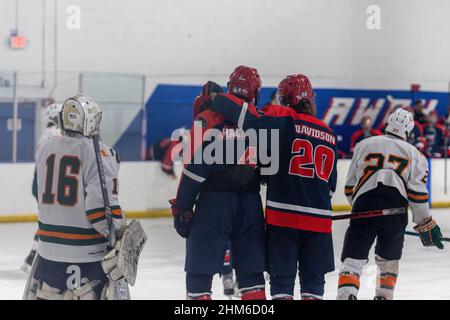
[175,106,260,210]
[211,93,338,233]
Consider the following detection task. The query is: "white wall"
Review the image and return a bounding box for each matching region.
[1,0,449,102]
[431,159,450,204]
[1,159,448,218]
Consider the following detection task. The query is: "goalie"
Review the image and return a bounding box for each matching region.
[25,95,146,300]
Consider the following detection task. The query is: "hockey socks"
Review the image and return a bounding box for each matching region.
[337,258,366,300]
[375,255,399,300]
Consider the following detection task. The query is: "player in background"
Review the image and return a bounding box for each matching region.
[438,106,450,158]
[170,66,266,300]
[438,105,450,127]
[192,81,238,298]
[146,128,188,177]
[338,108,443,300]
[413,100,427,125]
[423,111,446,158]
[211,74,338,300]
[380,105,426,154]
[349,116,382,154]
[22,103,63,273]
[28,95,125,300]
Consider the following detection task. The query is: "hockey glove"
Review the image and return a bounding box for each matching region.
[169,199,194,238]
[413,217,444,249]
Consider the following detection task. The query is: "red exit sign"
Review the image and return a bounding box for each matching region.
[10,35,27,49]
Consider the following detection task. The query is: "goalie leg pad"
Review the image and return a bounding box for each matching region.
[36,279,106,300]
[23,276,39,300]
[36,281,65,300]
[375,254,399,300]
[71,278,107,300]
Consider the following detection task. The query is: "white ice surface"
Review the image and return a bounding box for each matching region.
[1,209,449,300]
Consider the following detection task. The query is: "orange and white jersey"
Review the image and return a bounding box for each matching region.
[35,133,123,263]
[345,134,430,224]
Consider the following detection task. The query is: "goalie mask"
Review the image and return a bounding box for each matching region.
[385,108,414,140]
[60,95,102,137]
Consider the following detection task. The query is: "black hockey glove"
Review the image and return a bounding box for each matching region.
[169,199,194,238]
[413,217,444,249]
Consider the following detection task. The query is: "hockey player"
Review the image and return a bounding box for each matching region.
[193,81,237,298]
[37,103,63,149]
[350,116,382,154]
[28,95,127,300]
[170,66,266,300]
[147,130,187,177]
[423,111,446,158]
[338,108,443,300]
[210,74,338,300]
[23,103,63,273]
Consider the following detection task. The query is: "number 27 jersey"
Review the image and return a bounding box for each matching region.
[35,134,123,263]
[345,134,430,224]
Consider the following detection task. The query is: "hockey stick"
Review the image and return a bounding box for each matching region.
[92,135,131,300]
[93,135,116,247]
[405,230,450,242]
[332,207,407,221]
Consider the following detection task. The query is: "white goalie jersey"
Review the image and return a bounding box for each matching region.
[345,134,430,225]
[35,133,124,263]
[36,126,62,150]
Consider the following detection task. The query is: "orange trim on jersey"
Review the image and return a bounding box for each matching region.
[344,187,354,196]
[37,230,104,240]
[87,211,106,220]
[87,208,122,220]
[407,193,429,201]
[111,208,123,217]
[353,170,374,196]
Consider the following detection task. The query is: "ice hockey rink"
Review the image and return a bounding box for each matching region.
[0,209,449,300]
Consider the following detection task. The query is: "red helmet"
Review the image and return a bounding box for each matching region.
[228,65,261,103]
[277,74,314,106]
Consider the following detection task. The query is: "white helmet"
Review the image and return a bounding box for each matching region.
[45,103,62,127]
[385,108,414,140]
[60,95,102,137]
